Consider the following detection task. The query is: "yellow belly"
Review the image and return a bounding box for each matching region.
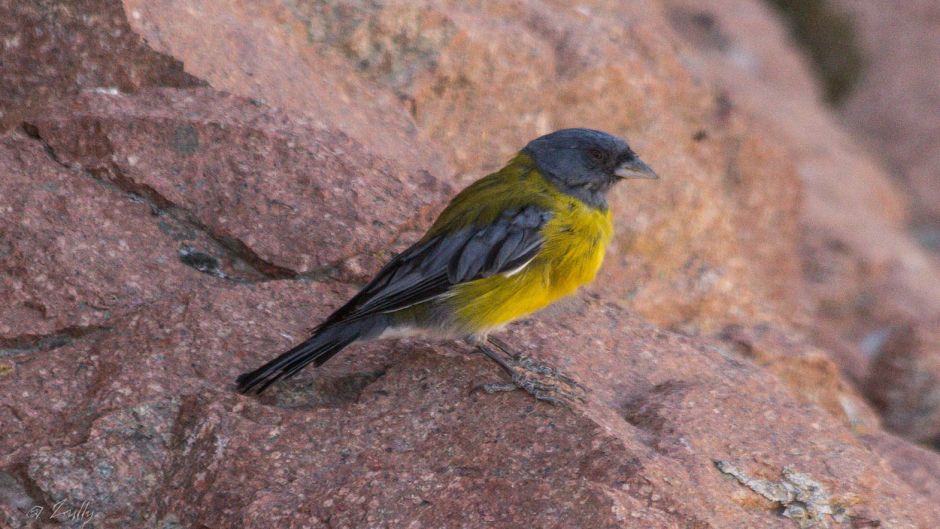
[450,199,613,332]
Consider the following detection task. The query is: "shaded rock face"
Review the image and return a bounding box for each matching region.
[2,89,449,348]
[0,0,204,132]
[865,321,940,442]
[820,3,940,442]
[1,1,939,529]
[661,0,940,445]
[24,89,451,280]
[832,0,940,233]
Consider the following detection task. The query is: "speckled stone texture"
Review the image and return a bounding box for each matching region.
[4,277,940,528]
[2,0,940,528]
[0,0,204,132]
[24,89,451,278]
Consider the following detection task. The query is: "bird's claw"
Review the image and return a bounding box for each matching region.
[515,355,581,387]
[476,355,585,407]
[478,382,519,394]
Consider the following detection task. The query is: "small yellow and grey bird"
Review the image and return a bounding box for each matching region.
[236,128,657,401]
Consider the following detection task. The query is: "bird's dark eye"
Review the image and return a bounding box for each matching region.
[587,148,605,162]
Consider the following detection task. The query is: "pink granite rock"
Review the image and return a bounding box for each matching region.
[3,278,937,528]
[0,0,203,132]
[2,0,940,527]
[864,431,940,519]
[25,88,451,278]
[0,130,206,343]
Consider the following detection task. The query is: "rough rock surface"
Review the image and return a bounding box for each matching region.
[2,89,449,347]
[1,0,939,527]
[25,89,451,278]
[3,273,937,528]
[0,0,204,132]
[120,0,449,179]
[0,130,206,344]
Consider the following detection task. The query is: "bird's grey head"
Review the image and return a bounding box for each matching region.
[522,128,658,209]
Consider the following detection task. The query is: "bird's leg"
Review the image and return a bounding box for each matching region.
[471,338,585,406]
[487,335,581,389]
[474,342,517,378]
[486,335,520,359]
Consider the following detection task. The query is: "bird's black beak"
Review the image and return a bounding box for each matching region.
[614,158,659,180]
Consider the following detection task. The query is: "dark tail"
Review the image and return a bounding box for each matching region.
[236,318,383,395]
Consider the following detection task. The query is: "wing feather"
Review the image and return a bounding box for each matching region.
[322,205,551,326]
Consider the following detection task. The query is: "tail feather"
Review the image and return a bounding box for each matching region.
[236,322,366,395]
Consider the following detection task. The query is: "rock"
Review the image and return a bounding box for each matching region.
[120,0,449,179]
[715,324,881,433]
[27,399,180,526]
[832,0,940,230]
[0,130,205,343]
[0,0,204,132]
[1,0,939,527]
[3,87,449,348]
[24,88,451,278]
[817,0,940,446]
[2,277,936,527]
[863,431,940,520]
[0,471,36,529]
[865,321,940,443]
[664,0,940,443]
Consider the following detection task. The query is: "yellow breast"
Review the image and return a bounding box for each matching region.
[450,194,613,332]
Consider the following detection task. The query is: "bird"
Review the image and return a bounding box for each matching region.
[236,128,658,403]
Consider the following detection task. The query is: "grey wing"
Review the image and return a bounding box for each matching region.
[320,205,551,326]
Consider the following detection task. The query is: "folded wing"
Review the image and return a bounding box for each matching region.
[321,204,552,327]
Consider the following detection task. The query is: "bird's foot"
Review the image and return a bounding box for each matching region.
[477,354,585,406]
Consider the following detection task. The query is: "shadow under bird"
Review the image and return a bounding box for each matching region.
[237,128,658,403]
